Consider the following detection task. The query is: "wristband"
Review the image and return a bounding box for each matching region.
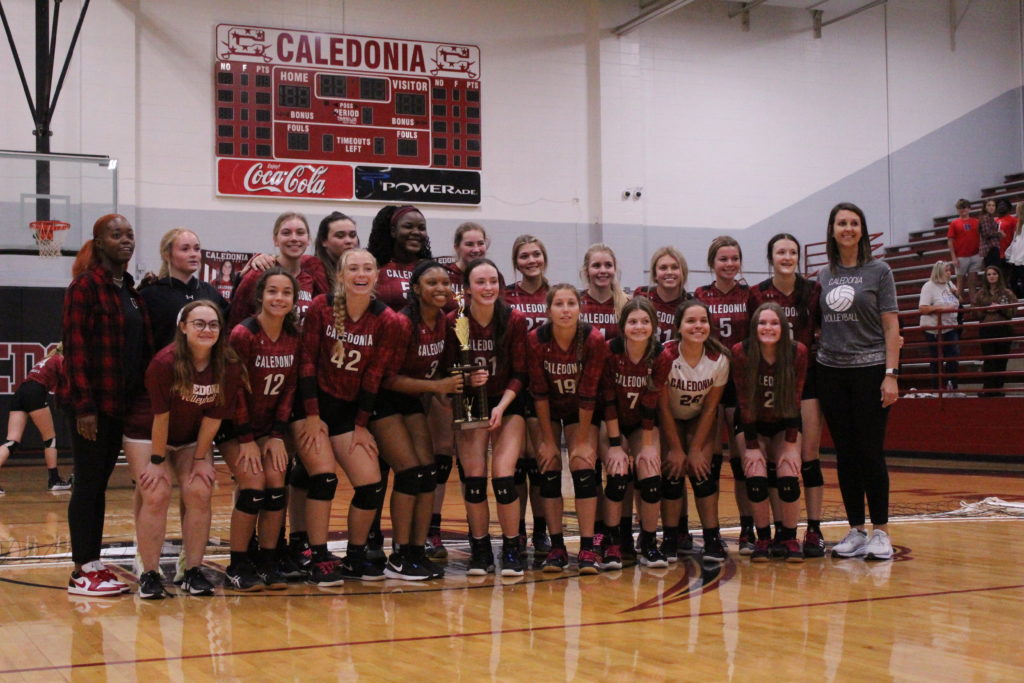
[150,454,166,465]
[193,456,207,462]
[608,436,622,447]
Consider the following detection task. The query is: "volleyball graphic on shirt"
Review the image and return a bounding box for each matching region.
[825,284,856,312]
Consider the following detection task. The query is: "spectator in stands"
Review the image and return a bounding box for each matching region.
[979,199,1003,269]
[947,199,981,296]
[918,261,960,390]
[995,199,1017,260]
[1006,202,1024,297]
[972,266,1018,397]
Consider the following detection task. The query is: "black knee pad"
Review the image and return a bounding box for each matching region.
[571,469,598,499]
[306,472,338,501]
[420,464,438,494]
[766,461,778,488]
[393,467,421,496]
[729,456,746,482]
[778,476,801,503]
[638,476,661,504]
[801,459,824,488]
[463,476,488,504]
[492,476,519,505]
[514,458,528,486]
[689,473,719,499]
[434,454,453,484]
[289,458,310,490]
[2,440,19,455]
[526,460,543,488]
[263,486,287,511]
[42,436,56,449]
[604,474,629,502]
[746,476,769,503]
[352,481,385,510]
[540,471,562,498]
[661,477,684,500]
[235,488,265,515]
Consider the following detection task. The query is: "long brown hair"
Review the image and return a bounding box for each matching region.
[973,266,1015,307]
[617,297,660,390]
[72,214,127,278]
[825,202,872,273]
[673,300,729,359]
[743,302,798,419]
[546,283,586,381]
[255,267,300,337]
[315,211,356,277]
[332,248,378,358]
[512,234,549,289]
[465,258,510,351]
[171,300,243,405]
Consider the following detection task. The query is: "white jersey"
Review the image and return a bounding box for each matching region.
[665,343,729,421]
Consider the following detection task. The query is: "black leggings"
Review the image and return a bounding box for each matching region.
[979,324,1012,395]
[816,363,890,527]
[67,413,124,565]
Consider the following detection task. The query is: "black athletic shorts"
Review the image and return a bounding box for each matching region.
[10,380,49,412]
[371,389,426,420]
[721,377,738,408]
[317,391,358,436]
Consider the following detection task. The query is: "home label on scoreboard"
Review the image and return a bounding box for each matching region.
[214,24,481,204]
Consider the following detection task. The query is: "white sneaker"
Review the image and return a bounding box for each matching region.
[831,528,868,558]
[864,529,893,561]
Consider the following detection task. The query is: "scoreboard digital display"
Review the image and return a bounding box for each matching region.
[214,24,481,204]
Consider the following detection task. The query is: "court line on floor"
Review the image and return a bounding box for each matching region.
[3,581,1022,674]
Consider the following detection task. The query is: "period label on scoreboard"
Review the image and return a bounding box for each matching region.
[213,24,481,204]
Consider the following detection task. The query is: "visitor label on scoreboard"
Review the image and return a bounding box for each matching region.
[355,166,480,204]
[214,24,481,205]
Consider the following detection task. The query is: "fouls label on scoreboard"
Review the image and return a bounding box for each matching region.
[214,24,481,204]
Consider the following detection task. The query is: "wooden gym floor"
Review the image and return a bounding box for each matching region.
[0,460,1022,681]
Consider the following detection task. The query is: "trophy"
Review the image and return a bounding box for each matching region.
[450,293,490,430]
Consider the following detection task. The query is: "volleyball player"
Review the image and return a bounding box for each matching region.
[731,302,808,563]
[527,284,607,574]
[580,243,627,340]
[446,222,489,304]
[367,205,432,311]
[633,246,691,343]
[314,211,359,280]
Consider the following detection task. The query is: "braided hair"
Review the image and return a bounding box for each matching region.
[367,205,432,267]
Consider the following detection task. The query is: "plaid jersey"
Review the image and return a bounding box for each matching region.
[505,282,549,331]
[632,286,691,344]
[393,310,449,380]
[747,278,821,351]
[527,323,607,420]
[694,282,750,348]
[603,337,670,430]
[663,340,730,421]
[18,353,63,394]
[730,341,807,426]
[230,317,299,442]
[299,295,399,426]
[62,265,153,417]
[580,291,620,340]
[228,255,330,330]
[979,215,1003,254]
[146,345,243,446]
[446,306,528,397]
[377,259,419,311]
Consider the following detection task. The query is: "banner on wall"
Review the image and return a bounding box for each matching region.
[202,250,254,302]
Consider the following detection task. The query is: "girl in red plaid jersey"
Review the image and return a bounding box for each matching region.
[297,249,400,585]
[527,284,608,574]
[632,246,692,344]
[313,211,359,280]
[580,243,628,340]
[731,302,808,563]
[450,258,530,576]
[218,269,301,591]
[367,205,433,311]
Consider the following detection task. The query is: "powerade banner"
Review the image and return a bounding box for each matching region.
[354,166,480,205]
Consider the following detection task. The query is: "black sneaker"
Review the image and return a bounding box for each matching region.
[289,540,313,573]
[366,541,387,569]
[467,537,495,576]
[137,570,167,600]
[308,559,345,587]
[701,537,728,565]
[620,534,637,564]
[257,563,289,590]
[384,553,431,581]
[338,554,386,582]
[501,543,525,577]
[532,531,551,556]
[225,561,263,592]
[802,529,826,559]
[660,534,679,563]
[770,537,787,559]
[679,531,695,553]
[542,547,569,572]
[47,477,73,491]
[181,567,215,596]
[419,553,446,579]
[638,544,668,568]
[276,553,307,581]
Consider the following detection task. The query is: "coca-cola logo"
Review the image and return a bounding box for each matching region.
[243,163,328,195]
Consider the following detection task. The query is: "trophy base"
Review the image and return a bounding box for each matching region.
[453,419,490,431]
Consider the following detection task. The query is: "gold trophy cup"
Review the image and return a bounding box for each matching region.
[450,293,490,430]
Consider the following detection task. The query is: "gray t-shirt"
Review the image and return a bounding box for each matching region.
[816,259,898,367]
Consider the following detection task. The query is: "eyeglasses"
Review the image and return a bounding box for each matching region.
[187,320,221,331]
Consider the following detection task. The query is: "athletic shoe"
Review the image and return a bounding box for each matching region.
[181,567,215,596]
[339,554,386,582]
[532,531,551,556]
[638,544,669,568]
[257,563,289,590]
[86,562,129,593]
[47,477,73,491]
[413,548,445,579]
[366,541,387,569]
[425,534,448,559]
[770,537,787,559]
[276,553,307,582]
[679,531,695,554]
[737,532,756,556]
[500,545,525,577]
[803,529,826,558]
[620,534,637,563]
[542,547,569,572]
[384,553,431,581]
[783,538,804,563]
[467,537,495,576]
[577,549,601,575]
[701,537,728,565]
[832,528,869,558]
[751,539,772,563]
[225,562,263,592]
[288,540,313,574]
[137,570,168,600]
[599,544,623,571]
[864,529,893,561]
[308,560,345,587]
[68,567,125,597]
[659,534,678,562]
[517,534,529,557]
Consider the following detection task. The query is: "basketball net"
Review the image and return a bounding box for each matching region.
[30,220,70,258]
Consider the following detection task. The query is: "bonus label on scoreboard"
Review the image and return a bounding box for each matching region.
[214,25,481,205]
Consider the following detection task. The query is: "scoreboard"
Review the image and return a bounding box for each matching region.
[214,25,481,205]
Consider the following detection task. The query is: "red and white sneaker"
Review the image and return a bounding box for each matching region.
[68,561,127,596]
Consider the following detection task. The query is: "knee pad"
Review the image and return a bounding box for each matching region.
[603,474,629,502]
[746,476,769,503]
[42,436,56,449]
[514,458,528,486]
[571,469,598,499]
[393,467,421,496]
[289,458,310,490]
[263,486,287,511]
[766,461,778,488]
[540,470,562,499]
[638,476,661,504]
[729,456,746,482]
[492,476,519,505]
[352,481,385,510]
[801,459,824,488]
[661,477,684,500]
[463,476,488,504]
[689,469,720,499]
[778,476,801,503]
[235,488,265,515]
[419,464,438,494]
[526,460,543,488]
[434,454,453,484]
[306,472,338,501]
[2,440,19,455]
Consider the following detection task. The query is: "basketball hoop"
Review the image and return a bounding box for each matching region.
[29,220,71,258]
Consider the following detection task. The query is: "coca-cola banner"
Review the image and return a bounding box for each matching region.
[217,159,354,200]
